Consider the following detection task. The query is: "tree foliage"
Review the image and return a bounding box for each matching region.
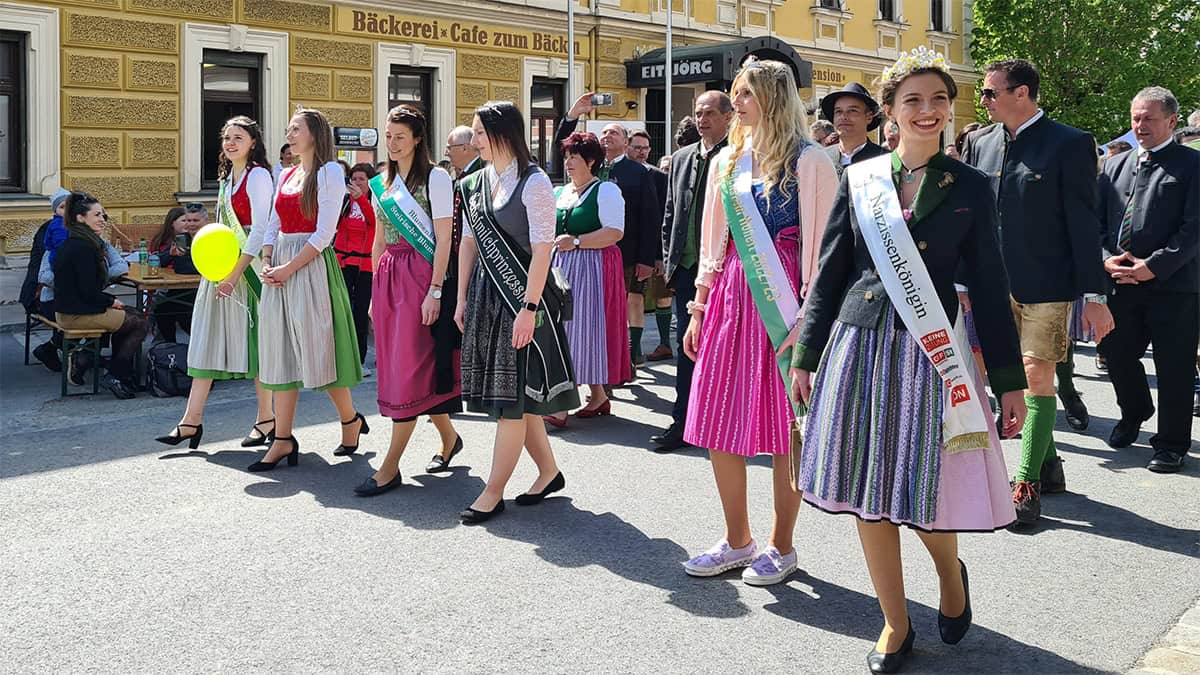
[970,0,1200,141]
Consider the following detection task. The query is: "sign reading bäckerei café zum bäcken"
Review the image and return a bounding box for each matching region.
[337,8,587,57]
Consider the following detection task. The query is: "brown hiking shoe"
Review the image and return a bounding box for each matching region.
[1010,480,1041,526]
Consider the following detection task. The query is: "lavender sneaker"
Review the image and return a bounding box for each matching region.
[683,539,757,577]
[741,546,798,586]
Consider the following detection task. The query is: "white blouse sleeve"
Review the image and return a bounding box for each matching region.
[241,166,274,256]
[308,162,347,251]
[521,170,558,244]
[597,181,626,233]
[428,167,454,221]
[262,178,283,248]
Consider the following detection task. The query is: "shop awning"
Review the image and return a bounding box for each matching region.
[624,37,812,89]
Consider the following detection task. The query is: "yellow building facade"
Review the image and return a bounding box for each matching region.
[0,0,977,253]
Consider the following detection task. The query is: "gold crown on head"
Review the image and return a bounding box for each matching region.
[881,45,950,82]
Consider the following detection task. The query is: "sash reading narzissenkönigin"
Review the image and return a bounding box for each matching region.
[847,154,989,452]
[458,171,575,403]
[369,173,437,264]
[719,147,805,419]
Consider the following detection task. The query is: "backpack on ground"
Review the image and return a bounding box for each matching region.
[147,342,191,397]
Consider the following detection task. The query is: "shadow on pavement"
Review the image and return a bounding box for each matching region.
[161,447,486,531]
[761,570,1109,674]
[477,496,753,620]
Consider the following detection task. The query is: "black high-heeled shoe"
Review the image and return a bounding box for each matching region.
[867,621,915,673]
[241,418,275,447]
[155,423,203,449]
[938,559,973,645]
[460,499,505,524]
[332,412,370,456]
[248,436,300,472]
[514,471,565,506]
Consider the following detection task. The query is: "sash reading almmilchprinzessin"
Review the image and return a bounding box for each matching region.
[719,147,805,418]
[847,153,990,452]
[369,173,437,264]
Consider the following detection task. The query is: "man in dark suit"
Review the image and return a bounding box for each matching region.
[962,58,1114,526]
[1097,86,1199,473]
[556,94,661,370]
[628,130,674,362]
[650,90,732,451]
[820,82,888,178]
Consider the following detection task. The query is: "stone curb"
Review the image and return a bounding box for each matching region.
[1130,601,1200,674]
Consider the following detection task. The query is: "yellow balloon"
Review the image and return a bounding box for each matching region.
[191,223,240,282]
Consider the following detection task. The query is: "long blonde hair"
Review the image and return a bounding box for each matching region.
[723,58,811,208]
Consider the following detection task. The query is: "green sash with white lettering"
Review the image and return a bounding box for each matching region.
[216,176,262,298]
[719,148,804,417]
[369,173,436,264]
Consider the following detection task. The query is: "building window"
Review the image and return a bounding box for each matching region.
[388,66,435,123]
[931,0,947,31]
[0,31,25,193]
[819,0,842,9]
[201,50,261,189]
[530,78,565,182]
[879,0,896,21]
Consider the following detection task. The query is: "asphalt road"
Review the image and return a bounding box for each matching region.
[1,328,1197,674]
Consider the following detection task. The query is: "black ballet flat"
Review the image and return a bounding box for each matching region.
[155,423,203,449]
[867,622,915,673]
[514,472,565,506]
[241,418,275,447]
[333,412,371,456]
[460,499,505,524]
[353,473,403,497]
[938,559,973,645]
[248,436,300,472]
[425,435,464,473]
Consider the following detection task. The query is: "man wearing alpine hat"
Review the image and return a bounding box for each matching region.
[821,82,889,178]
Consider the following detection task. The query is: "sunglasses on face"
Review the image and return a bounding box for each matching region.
[185,203,205,212]
[980,85,1018,100]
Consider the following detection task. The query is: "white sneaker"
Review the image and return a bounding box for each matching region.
[361,367,374,378]
[741,546,798,586]
[683,539,757,577]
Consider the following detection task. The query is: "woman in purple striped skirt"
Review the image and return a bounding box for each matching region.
[544,132,630,427]
[792,57,1027,670]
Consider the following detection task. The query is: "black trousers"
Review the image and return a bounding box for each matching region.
[1099,287,1199,453]
[670,265,697,427]
[341,266,373,364]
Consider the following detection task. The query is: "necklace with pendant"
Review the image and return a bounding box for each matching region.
[901,163,928,184]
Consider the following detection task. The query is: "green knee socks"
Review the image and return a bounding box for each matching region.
[630,327,644,362]
[655,307,672,347]
[1016,394,1057,481]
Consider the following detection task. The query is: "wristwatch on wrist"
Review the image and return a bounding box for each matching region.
[572,237,581,249]
[429,287,443,299]
[1084,293,1107,304]
[523,301,539,313]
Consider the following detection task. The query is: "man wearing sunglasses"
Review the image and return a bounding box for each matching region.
[962,58,1115,528]
[444,126,481,179]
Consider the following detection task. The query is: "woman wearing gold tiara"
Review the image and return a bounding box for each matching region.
[793,48,1027,672]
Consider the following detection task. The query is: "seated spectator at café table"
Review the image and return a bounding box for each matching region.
[149,207,200,343]
[52,191,148,399]
[22,188,70,371]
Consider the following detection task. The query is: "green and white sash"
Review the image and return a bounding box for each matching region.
[216,175,262,297]
[847,154,989,452]
[369,173,436,264]
[720,148,804,417]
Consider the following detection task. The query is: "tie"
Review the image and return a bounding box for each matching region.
[599,161,612,181]
[1117,152,1149,251]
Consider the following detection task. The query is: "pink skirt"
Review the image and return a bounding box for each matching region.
[373,242,461,418]
[684,227,799,457]
[601,245,633,385]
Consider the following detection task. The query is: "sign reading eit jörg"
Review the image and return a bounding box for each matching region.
[337,9,587,57]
